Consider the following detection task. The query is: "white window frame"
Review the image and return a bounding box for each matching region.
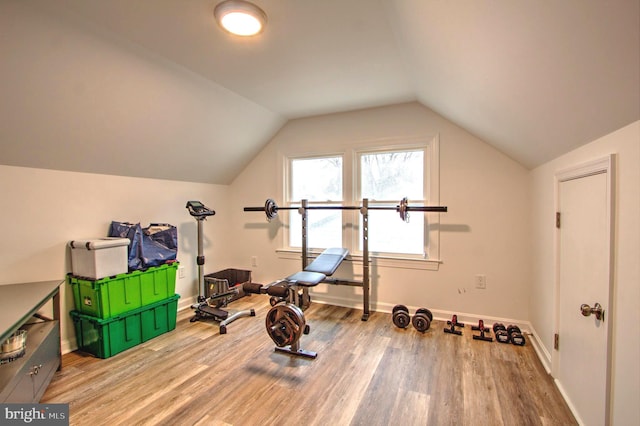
[354,145,428,259]
[278,135,441,270]
[285,153,346,250]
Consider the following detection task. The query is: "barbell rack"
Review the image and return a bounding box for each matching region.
[244,197,447,222]
[244,198,448,320]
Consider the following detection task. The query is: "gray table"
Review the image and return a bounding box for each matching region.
[0,280,62,355]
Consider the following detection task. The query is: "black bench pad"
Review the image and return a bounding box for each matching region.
[286,271,326,287]
[304,248,349,276]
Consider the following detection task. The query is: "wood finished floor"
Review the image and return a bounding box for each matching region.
[42,297,576,425]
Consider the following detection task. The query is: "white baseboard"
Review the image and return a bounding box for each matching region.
[554,378,585,426]
[178,295,198,312]
[527,323,552,374]
[61,337,76,355]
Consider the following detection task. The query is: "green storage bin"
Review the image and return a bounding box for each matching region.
[71,294,180,359]
[68,262,178,318]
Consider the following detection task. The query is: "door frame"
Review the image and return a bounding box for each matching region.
[552,154,616,425]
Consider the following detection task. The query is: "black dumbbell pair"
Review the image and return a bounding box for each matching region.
[493,323,526,346]
[392,305,433,332]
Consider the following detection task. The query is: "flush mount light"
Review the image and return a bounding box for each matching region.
[214,0,267,37]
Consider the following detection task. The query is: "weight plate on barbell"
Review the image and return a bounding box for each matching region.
[265,198,278,221]
[398,197,409,223]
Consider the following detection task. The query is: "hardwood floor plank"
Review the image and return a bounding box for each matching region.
[42,297,576,425]
[390,389,430,425]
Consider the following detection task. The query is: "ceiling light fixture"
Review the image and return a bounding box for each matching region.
[214,0,267,37]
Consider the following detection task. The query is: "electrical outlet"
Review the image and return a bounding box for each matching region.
[178,266,185,279]
[251,256,258,267]
[475,274,486,289]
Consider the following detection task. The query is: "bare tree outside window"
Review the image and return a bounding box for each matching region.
[287,148,429,257]
[289,156,343,248]
[360,150,426,256]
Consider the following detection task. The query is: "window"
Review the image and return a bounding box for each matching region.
[357,149,426,256]
[283,137,440,266]
[288,156,343,249]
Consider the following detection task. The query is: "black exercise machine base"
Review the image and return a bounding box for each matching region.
[186,200,256,335]
[275,346,317,359]
[220,309,256,334]
[191,304,229,321]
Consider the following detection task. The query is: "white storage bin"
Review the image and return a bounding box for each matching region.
[69,238,130,280]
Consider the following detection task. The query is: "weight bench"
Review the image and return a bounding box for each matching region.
[244,247,349,359]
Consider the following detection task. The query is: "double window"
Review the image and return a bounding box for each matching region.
[285,137,440,265]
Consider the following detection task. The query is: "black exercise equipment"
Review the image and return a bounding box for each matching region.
[412,308,433,333]
[244,197,447,223]
[392,305,411,329]
[444,314,463,335]
[493,323,510,343]
[264,304,308,349]
[472,319,493,342]
[244,247,349,359]
[244,198,448,321]
[186,201,255,334]
[507,325,526,346]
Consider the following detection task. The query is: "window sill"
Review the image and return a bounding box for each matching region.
[275,248,441,271]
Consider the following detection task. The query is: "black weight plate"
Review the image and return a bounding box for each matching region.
[412,313,431,332]
[265,198,278,220]
[495,330,510,343]
[392,304,409,314]
[511,333,526,346]
[393,311,411,329]
[507,325,521,336]
[415,308,433,322]
[265,304,306,347]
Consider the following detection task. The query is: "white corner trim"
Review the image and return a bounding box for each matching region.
[528,323,552,374]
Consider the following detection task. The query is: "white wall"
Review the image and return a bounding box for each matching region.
[0,165,229,352]
[229,102,531,322]
[529,121,640,425]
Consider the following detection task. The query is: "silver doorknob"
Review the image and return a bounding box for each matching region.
[580,303,604,321]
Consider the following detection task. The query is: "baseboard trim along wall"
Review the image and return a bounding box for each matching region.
[310,294,533,334]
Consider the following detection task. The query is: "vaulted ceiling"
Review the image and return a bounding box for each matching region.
[1,0,638,183]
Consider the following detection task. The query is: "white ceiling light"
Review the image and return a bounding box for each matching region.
[214,0,267,37]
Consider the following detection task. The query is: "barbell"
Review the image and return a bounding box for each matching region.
[244,197,447,222]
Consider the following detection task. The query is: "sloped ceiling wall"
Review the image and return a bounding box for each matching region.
[0,1,285,184]
[1,0,638,183]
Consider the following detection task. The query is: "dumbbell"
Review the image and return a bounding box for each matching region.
[507,325,526,346]
[392,305,411,329]
[412,308,433,333]
[493,323,510,343]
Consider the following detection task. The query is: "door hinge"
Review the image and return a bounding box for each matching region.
[554,333,560,350]
[556,212,561,229]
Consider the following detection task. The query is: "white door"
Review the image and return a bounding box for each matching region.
[555,156,614,426]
